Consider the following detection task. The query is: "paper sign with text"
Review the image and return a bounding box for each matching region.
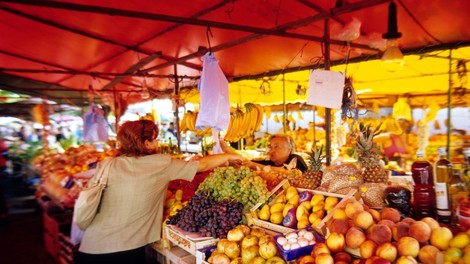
[307,70,345,109]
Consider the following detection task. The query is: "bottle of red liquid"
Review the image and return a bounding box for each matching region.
[411,151,436,220]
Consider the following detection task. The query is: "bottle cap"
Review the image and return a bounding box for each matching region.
[416,151,424,158]
[438,147,447,156]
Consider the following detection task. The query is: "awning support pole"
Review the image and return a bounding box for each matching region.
[324,17,332,166]
[174,64,181,154]
[283,73,287,134]
[446,49,453,158]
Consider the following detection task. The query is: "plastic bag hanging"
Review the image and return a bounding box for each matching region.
[82,103,109,142]
[195,52,230,131]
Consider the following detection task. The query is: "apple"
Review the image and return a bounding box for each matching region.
[241,235,259,249]
[259,240,278,260]
[315,253,334,264]
[241,245,259,263]
[224,241,241,259]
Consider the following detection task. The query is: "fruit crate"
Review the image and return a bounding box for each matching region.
[249,180,357,236]
[164,225,219,256]
[195,245,217,264]
[165,246,197,264]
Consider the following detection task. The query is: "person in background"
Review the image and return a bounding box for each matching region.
[14,126,26,142]
[375,117,414,167]
[221,133,308,172]
[74,120,244,264]
[0,135,8,223]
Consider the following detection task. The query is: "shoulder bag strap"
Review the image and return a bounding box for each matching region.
[91,158,113,187]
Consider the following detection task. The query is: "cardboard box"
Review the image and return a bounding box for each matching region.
[164,225,219,256]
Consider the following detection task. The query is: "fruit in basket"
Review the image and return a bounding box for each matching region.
[408,221,431,243]
[250,256,266,264]
[356,123,388,183]
[259,204,270,221]
[380,207,401,223]
[300,145,324,190]
[212,253,231,264]
[376,242,397,262]
[299,191,313,203]
[359,239,378,259]
[265,256,286,264]
[259,240,278,259]
[311,242,331,256]
[285,186,299,201]
[310,194,325,207]
[250,227,266,238]
[418,245,440,264]
[270,203,285,214]
[227,228,245,242]
[397,236,420,258]
[392,222,410,241]
[345,226,366,249]
[420,216,440,230]
[282,203,295,217]
[324,196,339,210]
[345,199,364,218]
[352,210,374,230]
[368,224,392,245]
[224,241,241,259]
[430,226,453,250]
[449,232,470,249]
[236,224,251,237]
[241,244,259,263]
[326,232,346,252]
[287,194,300,206]
[270,212,283,224]
[315,253,334,264]
[395,255,418,264]
[217,239,230,253]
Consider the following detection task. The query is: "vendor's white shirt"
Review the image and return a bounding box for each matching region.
[79,154,198,254]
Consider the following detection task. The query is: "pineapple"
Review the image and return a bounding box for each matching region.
[299,145,324,189]
[356,123,388,183]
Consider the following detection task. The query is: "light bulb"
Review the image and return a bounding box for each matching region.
[381,38,404,72]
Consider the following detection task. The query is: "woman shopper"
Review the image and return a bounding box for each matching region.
[74,120,244,264]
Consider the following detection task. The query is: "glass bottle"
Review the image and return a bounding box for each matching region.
[411,151,436,220]
[433,147,452,224]
[449,163,468,223]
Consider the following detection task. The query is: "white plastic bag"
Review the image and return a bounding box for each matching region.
[82,104,109,142]
[70,221,84,246]
[195,52,230,131]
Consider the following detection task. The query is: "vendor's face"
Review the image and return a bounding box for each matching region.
[267,137,291,166]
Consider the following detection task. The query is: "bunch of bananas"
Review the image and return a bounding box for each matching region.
[224,103,265,142]
[179,111,212,136]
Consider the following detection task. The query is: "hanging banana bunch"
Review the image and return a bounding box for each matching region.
[224,103,265,142]
[264,105,272,119]
[297,110,304,120]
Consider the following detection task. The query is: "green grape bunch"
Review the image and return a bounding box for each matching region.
[197,166,271,212]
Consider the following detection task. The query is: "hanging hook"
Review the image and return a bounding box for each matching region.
[206,26,213,55]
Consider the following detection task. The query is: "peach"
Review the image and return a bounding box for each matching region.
[328,219,349,234]
[395,256,418,264]
[418,245,440,264]
[359,239,378,259]
[409,221,432,243]
[334,252,352,263]
[368,224,392,245]
[378,219,395,231]
[365,256,392,264]
[345,200,364,219]
[376,242,398,262]
[353,211,374,230]
[368,208,382,222]
[297,255,316,264]
[400,217,416,224]
[380,207,401,223]
[430,226,453,250]
[345,226,366,249]
[392,222,410,241]
[326,232,345,253]
[421,217,440,230]
[315,253,334,264]
[311,242,330,257]
[397,236,420,257]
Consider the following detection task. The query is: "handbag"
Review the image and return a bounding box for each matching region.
[73,158,112,230]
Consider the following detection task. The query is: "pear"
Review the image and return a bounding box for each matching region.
[259,204,271,221]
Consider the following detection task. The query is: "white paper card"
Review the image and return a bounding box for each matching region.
[307,70,345,109]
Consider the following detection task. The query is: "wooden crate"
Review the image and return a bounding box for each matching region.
[164,225,219,256]
[249,182,357,236]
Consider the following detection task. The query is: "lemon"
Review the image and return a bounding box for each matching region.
[450,233,470,249]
